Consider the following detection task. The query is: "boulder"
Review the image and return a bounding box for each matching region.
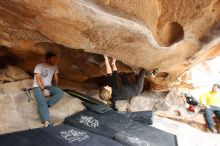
[127,91,171,112]
[5,65,31,80]
[0,79,85,134]
[0,0,220,87]
[114,89,220,132]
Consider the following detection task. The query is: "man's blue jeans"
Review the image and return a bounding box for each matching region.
[34,86,64,122]
[204,106,220,129]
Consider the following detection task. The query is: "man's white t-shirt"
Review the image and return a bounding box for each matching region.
[33,63,59,87]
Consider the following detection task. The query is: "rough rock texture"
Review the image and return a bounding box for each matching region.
[0,65,31,82]
[115,89,220,132]
[0,66,218,135]
[1,1,220,140]
[127,91,170,112]
[0,0,220,87]
[0,79,85,134]
[153,116,220,146]
[0,44,132,82]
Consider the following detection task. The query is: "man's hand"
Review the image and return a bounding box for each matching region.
[43,89,51,97]
[205,105,211,108]
[111,57,117,71]
[104,54,113,74]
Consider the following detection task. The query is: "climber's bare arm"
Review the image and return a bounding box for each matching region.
[111,57,117,71]
[104,55,112,74]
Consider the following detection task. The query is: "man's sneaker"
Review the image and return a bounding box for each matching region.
[209,128,217,133]
[145,68,159,77]
[48,104,52,108]
[152,68,159,76]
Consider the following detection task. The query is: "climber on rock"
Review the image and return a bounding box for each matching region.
[200,84,220,133]
[33,52,64,127]
[99,54,158,110]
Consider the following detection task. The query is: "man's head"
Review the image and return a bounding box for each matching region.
[99,86,112,101]
[212,84,220,92]
[46,52,57,65]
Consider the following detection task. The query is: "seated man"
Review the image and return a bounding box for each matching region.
[200,84,220,133]
[33,52,64,127]
[99,55,157,110]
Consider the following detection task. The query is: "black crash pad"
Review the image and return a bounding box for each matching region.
[0,124,123,146]
[64,89,153,125]
[64,110,178,146]
[63,89,105,105]
[82,102,113,113]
